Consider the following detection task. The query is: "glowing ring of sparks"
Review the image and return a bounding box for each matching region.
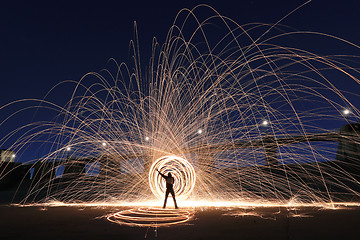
[107,207,194,227]
[149,155,196,200]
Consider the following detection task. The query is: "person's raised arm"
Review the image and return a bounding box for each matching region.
[157,169,166,178]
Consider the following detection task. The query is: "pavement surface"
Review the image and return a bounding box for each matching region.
[0,204,359,240]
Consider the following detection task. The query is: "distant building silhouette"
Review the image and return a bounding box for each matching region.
[336,122,360,176]
[0,149,28,190]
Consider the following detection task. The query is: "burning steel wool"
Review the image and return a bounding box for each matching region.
[149,156,196,201]
[1,5,360,214]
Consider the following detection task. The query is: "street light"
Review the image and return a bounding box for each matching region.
[261,120,269,135]
[197,129,203,134]
[145,136,150,141]
[66,146,71,159]
[102,142,107,147]
[342,108,351,122]
[261,120,269,126]
[343,109,351,116]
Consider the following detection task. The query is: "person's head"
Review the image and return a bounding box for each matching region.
[168,172,172,177]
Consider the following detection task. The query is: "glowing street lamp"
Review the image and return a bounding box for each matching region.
[342,108,351,122]
[261,120,270,135]
[66,146,71,159]
[101,142,107,161]
[145,136,150,141]
[343,109,351,116]
[11,154,15,158]
[197,129,203,134]
[262,120,269,126]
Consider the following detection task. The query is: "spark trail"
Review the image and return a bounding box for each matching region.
[1,5,360,210]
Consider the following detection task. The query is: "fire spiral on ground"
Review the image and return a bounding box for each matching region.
[148,155,196,200]
[106,207,195,227]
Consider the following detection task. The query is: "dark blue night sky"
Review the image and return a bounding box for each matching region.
[2,0,360,104]
[1,0,360,162]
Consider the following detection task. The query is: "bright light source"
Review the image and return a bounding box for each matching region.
[11,154,15,158]
[66,147,71,151]
[198,129,203,134]
[145,137,150,141]
[343,109,351,115]
[149,155,196,201]
[102,142,107,146]
[262,120,269,126]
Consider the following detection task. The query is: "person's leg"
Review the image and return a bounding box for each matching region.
[163,189,170,208]
[170,188,178,209]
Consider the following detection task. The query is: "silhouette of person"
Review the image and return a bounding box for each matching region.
[157,169,178,209]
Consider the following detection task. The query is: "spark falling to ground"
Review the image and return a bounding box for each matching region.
[1,5,360,211]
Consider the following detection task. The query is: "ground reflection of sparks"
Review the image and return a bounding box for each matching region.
[12,200,360,228]
[13,200,360,208]
[106,207,195,227]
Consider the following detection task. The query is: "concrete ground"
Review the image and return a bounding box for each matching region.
[0,204,359,240]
